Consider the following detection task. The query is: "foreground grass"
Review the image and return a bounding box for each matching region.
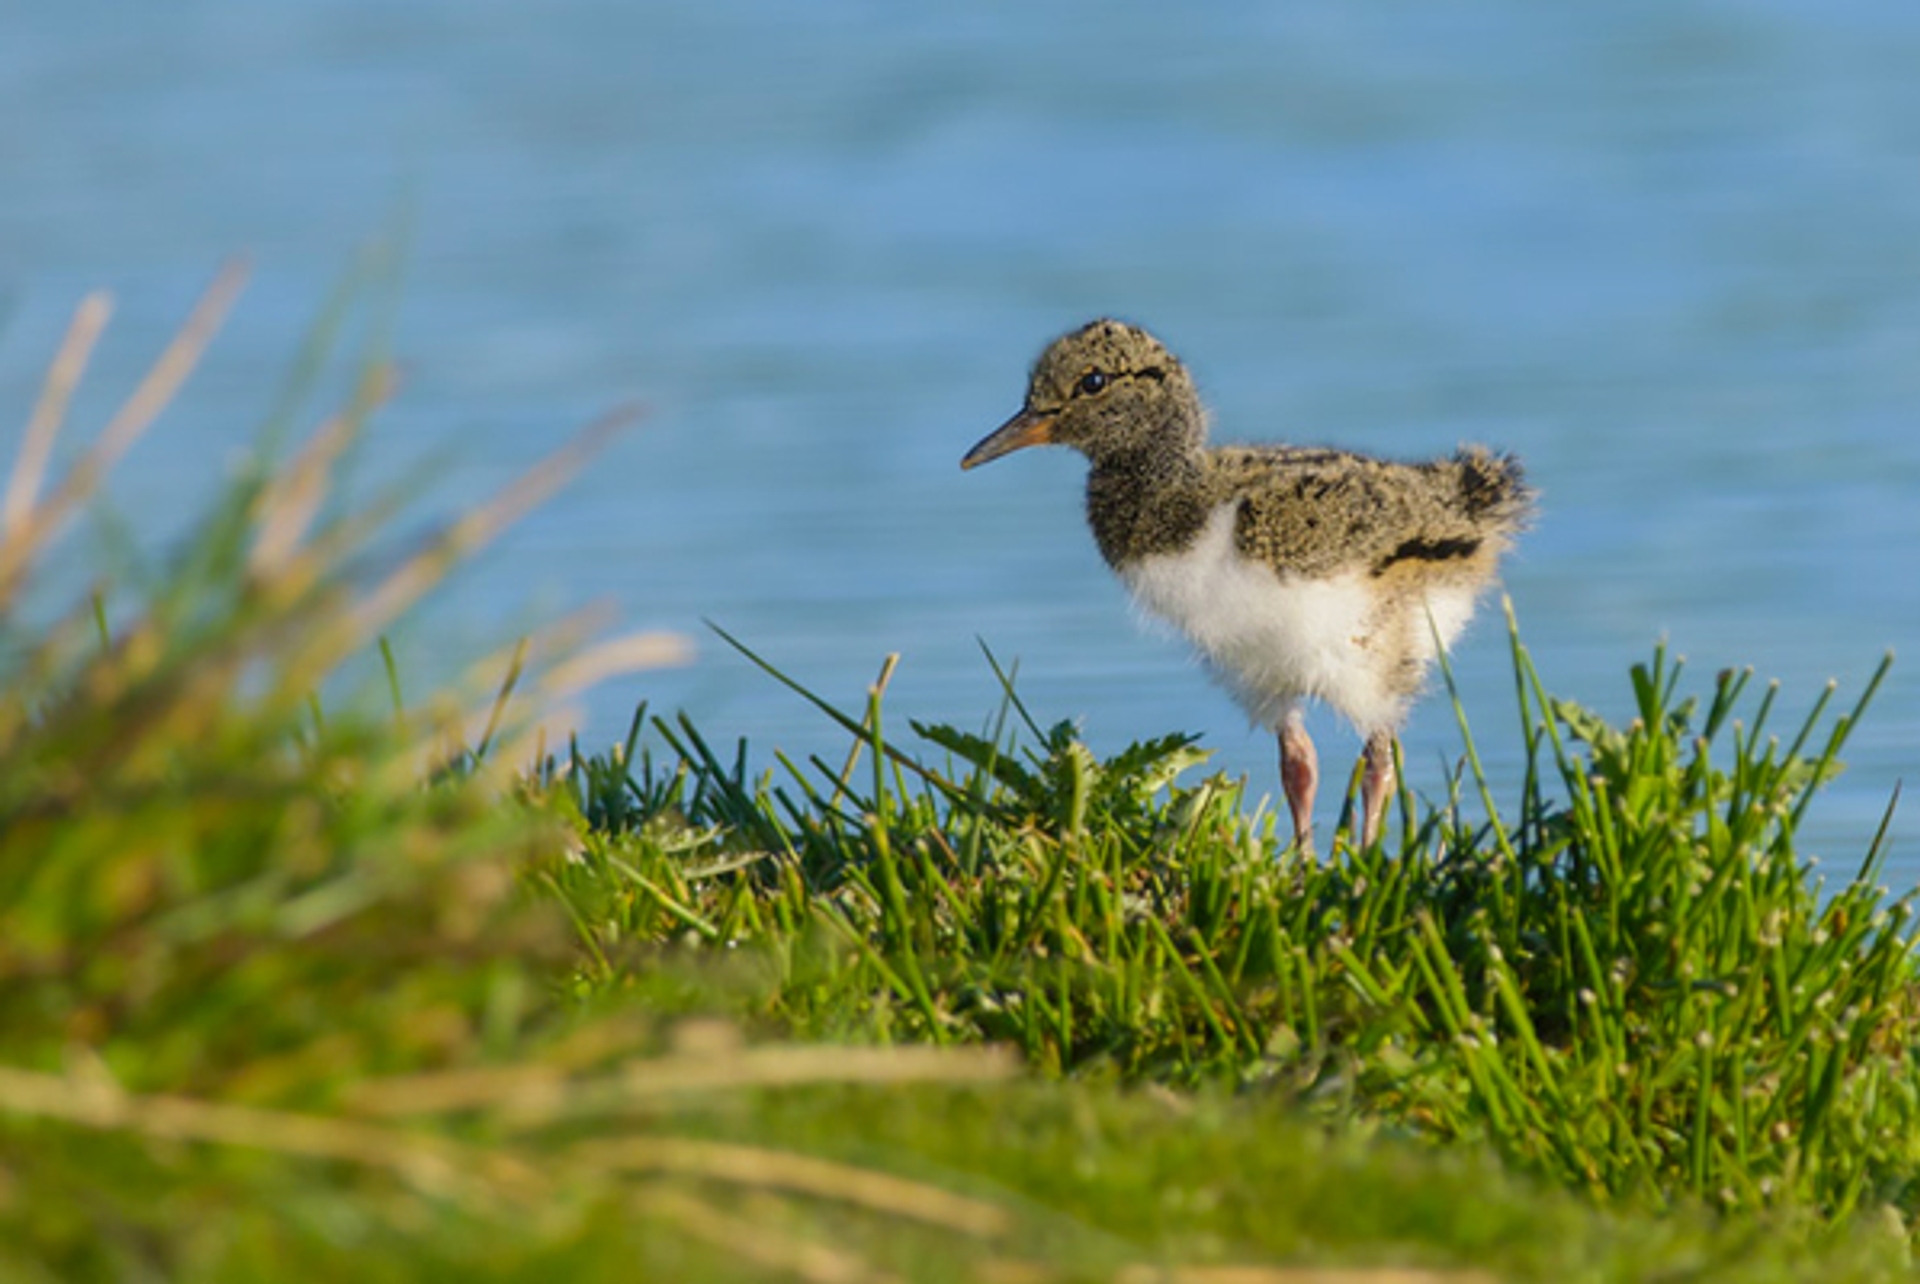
[3,270,1916,1280]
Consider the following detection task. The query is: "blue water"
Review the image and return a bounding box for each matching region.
[4,3,1918,871]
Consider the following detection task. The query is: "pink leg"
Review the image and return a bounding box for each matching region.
[1278,709,1318,855]
[1360,729,1397,849]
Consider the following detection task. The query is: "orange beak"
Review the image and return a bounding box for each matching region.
[961,407,1056,470]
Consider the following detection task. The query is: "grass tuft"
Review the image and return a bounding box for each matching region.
[542,618,1918,1222]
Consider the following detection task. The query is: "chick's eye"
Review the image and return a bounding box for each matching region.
[1077,370,1109,396]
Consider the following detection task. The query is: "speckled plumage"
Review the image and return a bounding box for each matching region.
[962,318,1534,852]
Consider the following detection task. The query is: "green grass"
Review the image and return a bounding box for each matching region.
[3,269,1918,1281]
[540,621,1917,1225]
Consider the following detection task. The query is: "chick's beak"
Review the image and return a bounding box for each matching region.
[961,406,1055,470]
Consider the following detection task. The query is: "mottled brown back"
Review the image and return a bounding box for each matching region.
[1221,444,1531,582]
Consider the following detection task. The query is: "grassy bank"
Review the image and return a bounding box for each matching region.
[542,623,1914,1217]
[2,273,1916,1281]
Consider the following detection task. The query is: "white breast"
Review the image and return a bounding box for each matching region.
[1118,504,1477,733]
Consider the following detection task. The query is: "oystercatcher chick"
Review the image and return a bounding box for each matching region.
[962,319,1532,853]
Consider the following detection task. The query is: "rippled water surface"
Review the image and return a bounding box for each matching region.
[4,3,1918,866]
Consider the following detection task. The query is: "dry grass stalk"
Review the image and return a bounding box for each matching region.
[0,1063,542,1206]
[3,291,113,540]
[350,1041,1018,1119]
[579,1136,1011,1237]
[0,262,248,601]
[645,1184,893,1284]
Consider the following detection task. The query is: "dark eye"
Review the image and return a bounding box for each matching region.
[1077,370,1109,396]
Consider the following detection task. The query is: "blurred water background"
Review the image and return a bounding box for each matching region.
[3,3,1917,869]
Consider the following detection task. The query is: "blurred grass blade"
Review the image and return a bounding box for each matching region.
[346,400,644,642]
[2,291,113,542]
